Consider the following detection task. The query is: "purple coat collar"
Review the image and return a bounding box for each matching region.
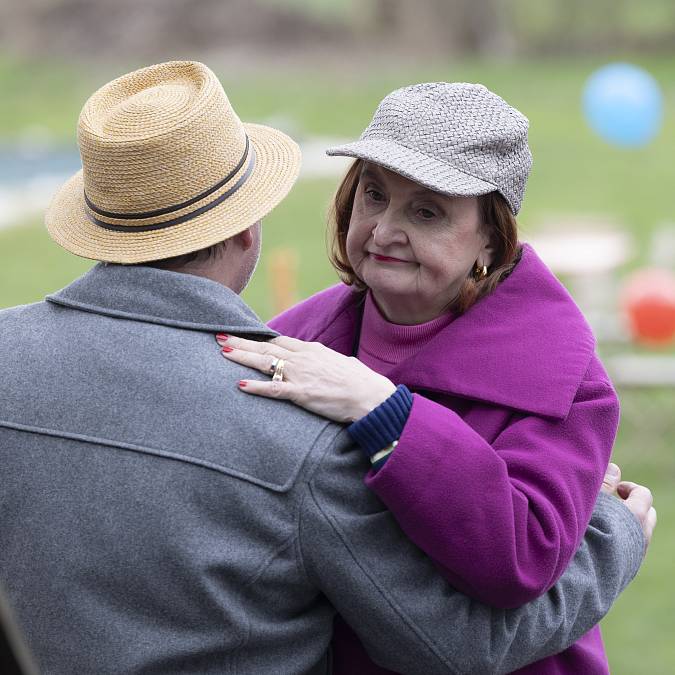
[288,244,595,420]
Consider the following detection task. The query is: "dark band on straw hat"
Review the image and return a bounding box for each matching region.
[85,136,255,233]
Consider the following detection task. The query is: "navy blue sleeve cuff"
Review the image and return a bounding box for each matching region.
[347,385,413,462]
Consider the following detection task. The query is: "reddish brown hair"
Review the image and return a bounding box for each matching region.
[327,159,522,315]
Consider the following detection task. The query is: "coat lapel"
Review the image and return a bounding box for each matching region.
[307,245,596,420]
[311,289,364,356]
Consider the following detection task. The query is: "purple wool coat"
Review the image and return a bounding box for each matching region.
[269,244,620,674]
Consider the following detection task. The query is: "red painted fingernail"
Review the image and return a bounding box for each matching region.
[238,380,247,388]
[216,333,229,342]
[221,346,234,353]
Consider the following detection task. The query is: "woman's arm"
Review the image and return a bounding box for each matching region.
[301,425,652,675]
[217,334,618,608]
[364,370,618,608]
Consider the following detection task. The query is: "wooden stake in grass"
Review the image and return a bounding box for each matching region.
[269,247,298,316]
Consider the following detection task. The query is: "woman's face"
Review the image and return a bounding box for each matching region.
[346,162,494,324]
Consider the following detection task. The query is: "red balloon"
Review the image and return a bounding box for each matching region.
[621,269,675,345]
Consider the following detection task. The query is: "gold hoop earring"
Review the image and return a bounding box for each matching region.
[474,263,488,280]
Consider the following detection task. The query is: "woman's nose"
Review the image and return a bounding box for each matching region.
[371,210,407,247]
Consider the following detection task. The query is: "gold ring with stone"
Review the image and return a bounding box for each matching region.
[271,358,285,382]
[268,357,280,376]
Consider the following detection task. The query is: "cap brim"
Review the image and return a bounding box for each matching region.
[326,138,498,200]
[46,123,301,264]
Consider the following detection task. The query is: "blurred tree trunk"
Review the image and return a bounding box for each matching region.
[369,0,515,57]
[552,0,628,52]
[448,0,516,57]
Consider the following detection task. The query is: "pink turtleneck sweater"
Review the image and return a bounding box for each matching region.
[356,291,456,376]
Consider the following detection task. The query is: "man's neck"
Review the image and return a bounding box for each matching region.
[145,256,239,293]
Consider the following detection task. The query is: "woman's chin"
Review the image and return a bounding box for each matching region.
[364,281,417,306]
[362,272,408,296]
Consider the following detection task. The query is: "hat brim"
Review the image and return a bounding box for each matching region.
[326,138,498,201]
[46,123,301,264]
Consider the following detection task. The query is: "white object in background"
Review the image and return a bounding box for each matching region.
[607,355,675,388]
[526,227,632,276]
[648,223,675,269]
[299,137,352,179]
[0,174,68,230]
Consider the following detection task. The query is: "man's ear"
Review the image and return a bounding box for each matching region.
[233,226,254,252]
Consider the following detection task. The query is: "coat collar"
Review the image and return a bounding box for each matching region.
[46,263,278,339]
[314,244,595,419]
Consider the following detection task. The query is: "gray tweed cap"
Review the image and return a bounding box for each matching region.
[326,82,532,215]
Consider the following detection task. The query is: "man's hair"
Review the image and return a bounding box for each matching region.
[144,242,225,269]
[327,159,522,314]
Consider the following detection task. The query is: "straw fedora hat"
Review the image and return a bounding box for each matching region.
[46,61,301,263]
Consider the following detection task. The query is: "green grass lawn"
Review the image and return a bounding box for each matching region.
[1,54,674,673]
[602,386,675,674]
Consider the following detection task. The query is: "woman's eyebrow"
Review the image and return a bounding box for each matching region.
[361,167,447,203]
[411,188,440,198]
[410,187,450,205]
[360,168,381,182]
[364,169,443,196]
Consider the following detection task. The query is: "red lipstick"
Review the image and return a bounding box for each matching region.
[370,253,408,263]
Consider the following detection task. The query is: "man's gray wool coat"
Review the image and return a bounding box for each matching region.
[0,263,644,674]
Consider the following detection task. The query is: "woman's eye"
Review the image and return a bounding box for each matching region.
[417,208,436,220]
[365,188,385,202]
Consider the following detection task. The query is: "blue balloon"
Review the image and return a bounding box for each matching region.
[583,63,663,147]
